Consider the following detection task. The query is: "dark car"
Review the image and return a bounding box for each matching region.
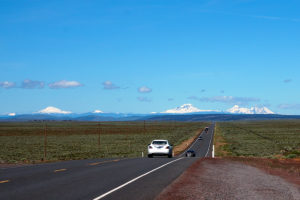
[198,136,203,140]
[185,150,196,157]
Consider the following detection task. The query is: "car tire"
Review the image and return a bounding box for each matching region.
[168,154,172,158]
[148,154,153,158]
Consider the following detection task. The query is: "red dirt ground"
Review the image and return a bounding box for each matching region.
[156,158,300,200]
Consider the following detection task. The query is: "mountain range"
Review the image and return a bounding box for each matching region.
[2,104,299,122]
[161,104,218,114]
[226,105,274,114]
[161,104,274,114]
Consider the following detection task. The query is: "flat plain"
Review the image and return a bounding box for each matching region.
[156,120,300,200]
[215,120,300,158]
[0,121,208,163]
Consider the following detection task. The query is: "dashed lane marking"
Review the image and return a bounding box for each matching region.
[88,159,120,166]
[54,168,67,173]
[0,180,10,184]
[178,130,205,157]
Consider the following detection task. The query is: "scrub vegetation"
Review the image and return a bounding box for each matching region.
[214,120,300,159]
[0,121,208,163]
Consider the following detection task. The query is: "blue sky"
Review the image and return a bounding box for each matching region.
[1,0,300,114]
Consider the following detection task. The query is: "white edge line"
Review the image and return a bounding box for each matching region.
[178,130,204,157]
[205,125,214,157]
[93,157,184,200]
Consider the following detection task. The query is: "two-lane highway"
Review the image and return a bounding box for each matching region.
[0,124,215,200]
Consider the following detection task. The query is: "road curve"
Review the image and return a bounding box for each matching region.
[0,124,215,200]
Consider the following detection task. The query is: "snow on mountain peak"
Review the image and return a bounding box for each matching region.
[227,105,252,114]
[8,113,16,116]
[93,110,104,113]
[38,106,72,114]
[162,104,215,114]
[227,105,274,114]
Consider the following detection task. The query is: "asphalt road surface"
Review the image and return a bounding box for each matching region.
[1,123,215,200]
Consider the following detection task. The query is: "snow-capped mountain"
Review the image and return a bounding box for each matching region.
[227,105,253,114]
[37,106,72,114]
[227,105,274,114]
[251,106,274,114]
[93,110,104,113]
[162,104,216,114]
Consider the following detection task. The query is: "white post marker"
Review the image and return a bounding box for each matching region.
[142,152,144,157]
[212,145,215,158]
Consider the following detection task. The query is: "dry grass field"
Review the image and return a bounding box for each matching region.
[0,121,208,163]
[214,120,300,158]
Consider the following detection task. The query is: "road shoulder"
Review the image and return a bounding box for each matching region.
[156,158,300,200]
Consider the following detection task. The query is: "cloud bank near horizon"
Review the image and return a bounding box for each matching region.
[278,104,300,110]
[21,79,45,89]
[188,96,260,106]
[0,81,16,89]
[49,80,83,89]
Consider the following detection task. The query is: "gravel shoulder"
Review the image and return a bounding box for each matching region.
[156,158,300,200]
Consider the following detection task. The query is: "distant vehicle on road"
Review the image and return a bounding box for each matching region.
[198,136,203,140]
[148,140,173,158]
[185,150,196,157]
[205,127,209,133]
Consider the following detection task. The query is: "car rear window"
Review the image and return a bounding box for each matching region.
[152,141,167,145]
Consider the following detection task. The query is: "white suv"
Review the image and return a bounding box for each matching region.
[148,140,173,158]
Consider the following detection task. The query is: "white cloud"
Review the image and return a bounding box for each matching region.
[188,96,260,105]
[49,80,83,89]
[102,81,120,90]
[137,97,152,102]
[138,86,152,93]
[0,81,16,89]
[278,104,300,110]
[22,79,44,89]
[8,113,16,116]
[37,106,72,114]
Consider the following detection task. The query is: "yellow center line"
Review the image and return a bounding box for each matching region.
[0,180,10,184]
[88,162,102,166]
[88,159,120,166]
[54,168,67,173]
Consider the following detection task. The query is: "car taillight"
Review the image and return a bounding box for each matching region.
[149,146,152,149]
[165,146,169,149]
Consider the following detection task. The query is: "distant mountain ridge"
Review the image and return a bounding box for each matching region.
[1,112,300,122]
[161,104,274,115]
[140,113,300,121]
[0,104,287,122]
